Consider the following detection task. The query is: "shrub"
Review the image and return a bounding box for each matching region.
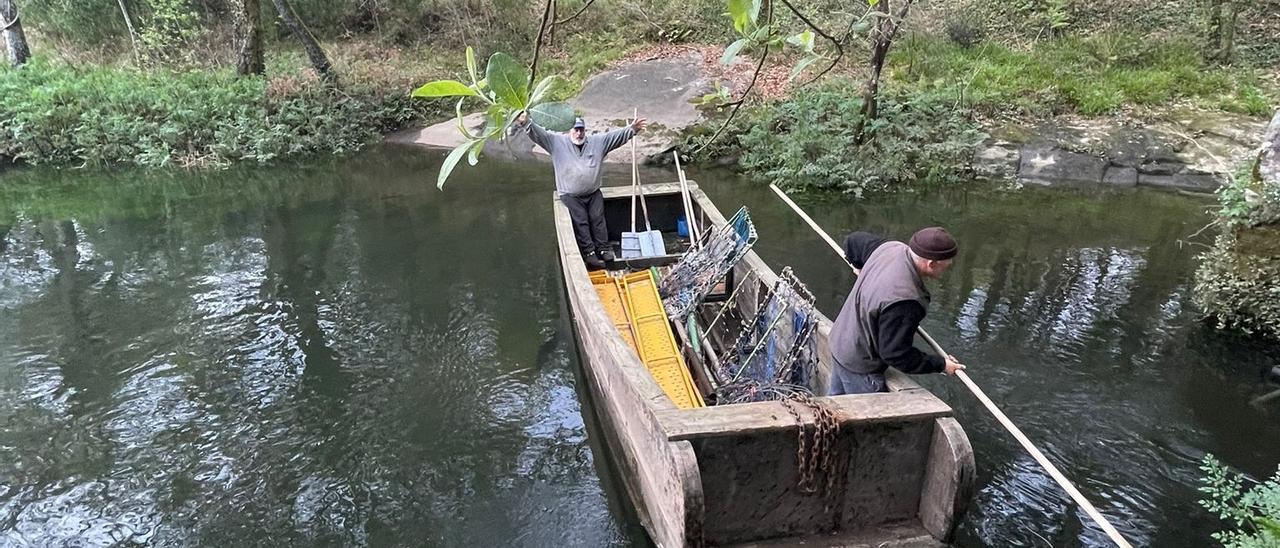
[1199,455,1280,548]
[687,83,986,197]
[0,59,435,168]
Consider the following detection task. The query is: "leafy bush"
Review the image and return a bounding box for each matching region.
[1194,236,1280,340]
[1200,455,1280,548]
[0,59,434,168]
[891,34,1276,116]
[687,83,986,197]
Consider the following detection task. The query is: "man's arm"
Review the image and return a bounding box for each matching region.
[876,301,946,374]
[599,117,646,154]
[843,231,887,269]
[516,112,556,152]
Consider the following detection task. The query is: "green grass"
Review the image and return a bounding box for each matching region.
[890,33,1277,116]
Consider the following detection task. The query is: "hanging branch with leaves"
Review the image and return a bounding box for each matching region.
[412,47,576,189]
[696,0,880,152]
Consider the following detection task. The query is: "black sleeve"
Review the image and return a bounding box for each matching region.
[877,301,945,374]
[843,231,887,270]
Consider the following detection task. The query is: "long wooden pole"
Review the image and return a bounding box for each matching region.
[767,183,1134,548]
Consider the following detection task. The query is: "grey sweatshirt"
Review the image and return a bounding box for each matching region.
[523,121,636,196]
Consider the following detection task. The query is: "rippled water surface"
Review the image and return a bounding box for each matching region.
[1,145,1277,547]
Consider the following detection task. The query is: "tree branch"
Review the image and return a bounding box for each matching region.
[694,40,771,153]
[554,0,595,25]
[529,0,554,82]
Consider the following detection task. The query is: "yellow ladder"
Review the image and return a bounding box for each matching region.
[591,270,705,409]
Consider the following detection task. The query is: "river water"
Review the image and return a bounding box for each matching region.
[0,144,1276,547]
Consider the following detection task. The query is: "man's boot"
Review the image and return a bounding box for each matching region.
[584,251,606,270]
[598,246,616,262]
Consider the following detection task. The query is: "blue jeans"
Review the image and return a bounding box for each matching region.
[827,366,887,396]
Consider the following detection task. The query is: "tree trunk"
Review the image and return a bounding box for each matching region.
[1205,0,1238,64]
[270,0,336,85]
[116,0,142,64]
[0,0,32,67]
[855,0,912,142]
[235,0,265,75]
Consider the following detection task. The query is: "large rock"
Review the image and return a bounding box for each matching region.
[986,109,1268,192]
[1260,110,1280,186]
[387,54,715,164]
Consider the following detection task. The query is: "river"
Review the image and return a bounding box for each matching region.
[1,144,1277,546]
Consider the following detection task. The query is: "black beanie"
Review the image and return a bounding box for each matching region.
[908,227,958,260]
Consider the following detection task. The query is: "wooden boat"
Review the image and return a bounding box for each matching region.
[554,182,974,547]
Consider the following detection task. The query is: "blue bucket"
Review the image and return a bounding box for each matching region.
[676,215,689,237]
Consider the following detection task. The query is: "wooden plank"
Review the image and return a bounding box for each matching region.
[918,417,976,542]
[657,391,953,441]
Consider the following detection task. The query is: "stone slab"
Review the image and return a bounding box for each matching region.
[1102,165,1138,186]
[1017,144,1107,186]
[1137,172,1224,192]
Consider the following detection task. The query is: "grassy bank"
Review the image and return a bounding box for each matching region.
[889,34,1274,117]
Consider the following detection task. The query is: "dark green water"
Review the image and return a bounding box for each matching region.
[0,144,1276,547]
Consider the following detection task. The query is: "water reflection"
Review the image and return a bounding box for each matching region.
[0,151,634,546]
[0,147,1276,547]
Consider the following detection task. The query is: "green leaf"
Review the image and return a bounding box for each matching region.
[749,24,772,42]
[787,30,815,52]
[721,38,749,65]
[727,0,752,33]
[455,98,474,139]
[467,138,486,166]
[529,101,575,131]
[529,75,564,105]
[466,46,479,87]
[789,55,821,81]
[437,140,473,189]
[484,105,510,139]
[486,52,530,110]
[412,79,479,98]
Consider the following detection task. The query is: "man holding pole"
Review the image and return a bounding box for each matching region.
[515,111,647,270]
[826,227,966,396]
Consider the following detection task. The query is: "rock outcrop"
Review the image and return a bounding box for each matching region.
[973,109,1270,193]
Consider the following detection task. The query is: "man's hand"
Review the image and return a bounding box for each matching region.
[944,354,966,376]
[515,110,528,126]
[631,117,647,132]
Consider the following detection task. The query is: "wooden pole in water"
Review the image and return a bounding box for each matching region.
[768,183,1135,548]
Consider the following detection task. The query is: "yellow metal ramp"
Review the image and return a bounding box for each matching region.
[591,270,704,409]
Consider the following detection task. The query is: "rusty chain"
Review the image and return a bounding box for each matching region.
[781,394,841,497]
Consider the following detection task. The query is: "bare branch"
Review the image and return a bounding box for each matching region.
[530,0,554,81]
[554,0,595,26]
[694,42,771,153]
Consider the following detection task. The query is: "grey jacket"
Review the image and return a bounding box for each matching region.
[828,241,933,374]
[524,121,636,196]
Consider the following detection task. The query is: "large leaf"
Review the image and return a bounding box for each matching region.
[466,46,479,87]
[486,52,530,110]
[529,75,565,106]
[437,140,474,189]
[721,38,749,65]
[412,79,478,98]
[529,102,575,132]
